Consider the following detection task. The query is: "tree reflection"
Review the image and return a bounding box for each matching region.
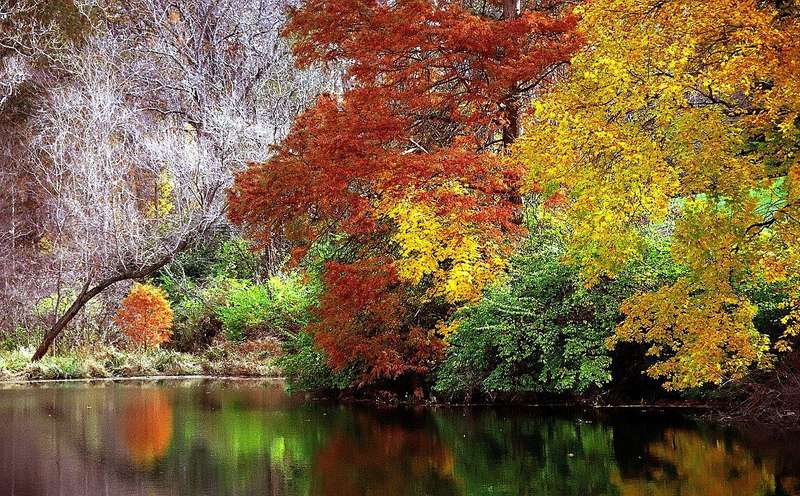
[2,383,798,496]
[121,389,174,468]
[611,429,777,496]
[310,410,459,495]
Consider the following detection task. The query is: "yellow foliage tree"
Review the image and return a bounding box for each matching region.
[146,170,176,219]
[514,0,800,389]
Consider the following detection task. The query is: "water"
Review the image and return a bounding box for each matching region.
[0,379,797,496]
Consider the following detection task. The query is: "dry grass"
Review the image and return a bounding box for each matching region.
[0,338,283,382]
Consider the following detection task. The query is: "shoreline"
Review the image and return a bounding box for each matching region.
[0,374,285,386]
[9,376,795,428]
[0,375,714,411]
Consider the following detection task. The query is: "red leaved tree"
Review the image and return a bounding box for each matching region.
[229,0,582,385]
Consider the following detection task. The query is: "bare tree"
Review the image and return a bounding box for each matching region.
[0,0,335,358]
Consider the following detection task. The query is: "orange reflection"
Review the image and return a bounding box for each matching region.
[780,476,800,495]
[612,429,776,496]
[312,414,456,495]
[121,390,174,468]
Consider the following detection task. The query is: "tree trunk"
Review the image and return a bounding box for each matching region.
[503,0,520,19]
[32,281,108,360]
[502,0,522,148]
[31,240,188,361]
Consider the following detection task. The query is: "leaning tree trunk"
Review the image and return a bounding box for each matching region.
[31,241,188,361]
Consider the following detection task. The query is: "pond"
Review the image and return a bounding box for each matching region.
[0,379,797,496]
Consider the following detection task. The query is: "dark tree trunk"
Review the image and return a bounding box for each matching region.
[31,240,188,361]
[502,0,522,148]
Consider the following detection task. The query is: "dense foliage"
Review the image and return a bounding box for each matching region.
[3,0,799,411]
[436,220,679,398]
[514,0,800,390]
[229,0,581,385]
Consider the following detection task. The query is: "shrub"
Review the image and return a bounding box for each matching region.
[210,238,262,280]
[265,273,317,330]
[216,281,271,341]
[170,296,223,352]
[114,283,174,348]
[277,332,353,392]
[435,232,678,399]
[156,235,263,302]
[24,355,88,380]
[215,274,316,342]
[0,347,33,376]
[147,348,202,375]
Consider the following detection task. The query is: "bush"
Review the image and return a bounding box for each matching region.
[24,355,109,380]
[215,274,316,342]
[170,296,223,352]
[0,347,33,375]
[277,332,353,392]
[156,235,264,302]
[435,232,677,399]
[114,283,174,348]
[210,238,263,280]
[216,281,270,341]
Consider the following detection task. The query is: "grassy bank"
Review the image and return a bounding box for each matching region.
[0,341,281,382]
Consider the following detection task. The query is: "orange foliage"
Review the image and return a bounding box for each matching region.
[113,283,173,347]
[312,258,444,383]
[311,413,455,495]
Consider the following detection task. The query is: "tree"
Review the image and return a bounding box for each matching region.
[435,210,680,398]
[513,0,800,389]
[114,283,174,347]
[0,0,101,336]
[229,0,582,384]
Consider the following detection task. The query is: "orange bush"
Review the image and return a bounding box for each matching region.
[114,283,173,347]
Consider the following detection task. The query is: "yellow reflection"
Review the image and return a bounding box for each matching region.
[612,429,776,496]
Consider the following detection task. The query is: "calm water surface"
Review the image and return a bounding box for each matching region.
[0,379,798,496]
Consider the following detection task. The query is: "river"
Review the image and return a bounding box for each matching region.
[0,379,797,495]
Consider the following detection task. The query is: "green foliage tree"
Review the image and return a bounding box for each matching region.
[436,218,679,398]
[277,332,354,392]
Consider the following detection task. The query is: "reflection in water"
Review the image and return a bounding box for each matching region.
[311,412,459,495]
[122,390,173,468]
[612,429,776,496]
[0,380,797,496]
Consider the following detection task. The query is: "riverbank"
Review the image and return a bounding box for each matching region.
[3,371,796,434]
[0,375,285,386]
[0,342,281,382]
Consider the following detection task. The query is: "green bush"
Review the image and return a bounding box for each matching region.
[277,332,353,392]
[215,274,316,342]
[0,347,33,375]
[216,281,272,341]
[435,231,678,399]
[210,238,263,280]
[157,235,264,303]
[170,293,225,351]
[25,355,85,380]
